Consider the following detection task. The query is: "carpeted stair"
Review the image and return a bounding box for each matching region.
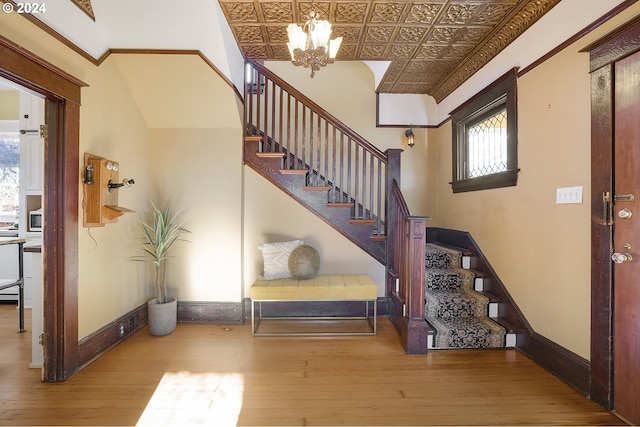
[425,243,506,349]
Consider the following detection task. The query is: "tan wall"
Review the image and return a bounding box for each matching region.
[432,5,640,359]
[74,56,155,338]
[149,128,243,303]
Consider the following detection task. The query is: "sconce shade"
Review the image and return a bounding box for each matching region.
[405,128,415,147]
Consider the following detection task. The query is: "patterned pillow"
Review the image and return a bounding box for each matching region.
[258,240,304,280]
[288,245,320,280]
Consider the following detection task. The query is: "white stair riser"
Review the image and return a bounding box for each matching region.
[489,302,499,318]
[462,256,471,269]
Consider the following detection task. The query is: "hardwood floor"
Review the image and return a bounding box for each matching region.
[0,304,625,426]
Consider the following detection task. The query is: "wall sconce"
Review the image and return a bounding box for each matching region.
[405,127,415,148]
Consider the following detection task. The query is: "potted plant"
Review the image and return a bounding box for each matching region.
[133,200,190,336]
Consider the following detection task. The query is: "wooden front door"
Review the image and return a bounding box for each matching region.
[612,50,640,424]
[587,13,640,422]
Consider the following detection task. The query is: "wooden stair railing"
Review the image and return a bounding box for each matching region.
[243,60,400,264]
[244,61,430,353]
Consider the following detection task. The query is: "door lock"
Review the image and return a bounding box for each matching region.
[612,252,633,263]
[618,208,633,219]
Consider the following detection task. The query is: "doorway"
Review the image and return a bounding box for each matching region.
[587,15,640,426]
[0,34,85,382]
[0,82,45,372]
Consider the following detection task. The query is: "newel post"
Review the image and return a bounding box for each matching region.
[385,149,403,189]
[403,216,428,354]
[384,149,403,296]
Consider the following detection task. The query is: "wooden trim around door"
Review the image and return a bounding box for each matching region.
[586,18,640,411]
[0,34,86,382]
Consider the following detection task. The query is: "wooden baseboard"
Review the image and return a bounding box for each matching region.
[427,227,591,397]
[178,301,244,323]
[78,298,390,369]
[518,331,590,397]
[78,303,148,368]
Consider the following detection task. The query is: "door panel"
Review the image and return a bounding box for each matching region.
[613,50,640,424]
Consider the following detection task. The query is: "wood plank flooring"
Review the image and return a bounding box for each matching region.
[0,304,625,426]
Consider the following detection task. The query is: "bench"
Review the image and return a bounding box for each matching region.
[250,275,378,336]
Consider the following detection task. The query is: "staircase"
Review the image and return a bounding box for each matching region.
[243,61,527,354]
[424,243,514,349]
[243,61,406,265]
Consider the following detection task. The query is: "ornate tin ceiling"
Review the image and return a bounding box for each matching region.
[218,0,561,102]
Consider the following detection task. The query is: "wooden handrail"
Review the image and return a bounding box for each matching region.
[245,60,387,161]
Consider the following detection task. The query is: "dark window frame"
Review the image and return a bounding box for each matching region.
[451,68,519,193]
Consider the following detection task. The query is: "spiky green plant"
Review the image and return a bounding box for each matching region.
[133,201,190,304]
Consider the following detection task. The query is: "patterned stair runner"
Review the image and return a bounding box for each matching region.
[425,243,506,349]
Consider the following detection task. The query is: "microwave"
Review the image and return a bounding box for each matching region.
[29,209,43,232]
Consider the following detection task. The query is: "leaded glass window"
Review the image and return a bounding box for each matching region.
[451,69,518,193]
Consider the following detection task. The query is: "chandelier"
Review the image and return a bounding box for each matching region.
[286,1,343,78]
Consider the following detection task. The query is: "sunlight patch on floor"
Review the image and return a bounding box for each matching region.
[136,371,244,427]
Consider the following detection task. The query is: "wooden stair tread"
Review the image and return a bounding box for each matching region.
[349,219,376,225]
[280,169,308,175]
[427,242,472,257]
[257,152,285,158]
[491,317,520,334]
[466,268,487,278]
[244,135,262,142]
[303,186,331,191]
[478,290,504,302]
[327,202,354,208]
[371,235,387,242]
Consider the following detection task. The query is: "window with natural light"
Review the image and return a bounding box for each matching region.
[467,109,508,178]
[0,121,19,226]
[451,69,518,193]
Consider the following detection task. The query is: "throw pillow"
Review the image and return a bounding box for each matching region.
[258,239,304,280]
[288,245,320,280]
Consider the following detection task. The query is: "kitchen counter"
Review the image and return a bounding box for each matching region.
[0,227,19,237]
[0,236,27,245]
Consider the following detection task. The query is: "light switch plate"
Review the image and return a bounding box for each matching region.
[556,186,583,204]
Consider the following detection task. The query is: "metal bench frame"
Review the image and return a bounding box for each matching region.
[251,298,377,336]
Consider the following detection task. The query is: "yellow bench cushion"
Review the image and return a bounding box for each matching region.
[251,275,377,301]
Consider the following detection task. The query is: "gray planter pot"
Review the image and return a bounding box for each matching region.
[147,297,177,336]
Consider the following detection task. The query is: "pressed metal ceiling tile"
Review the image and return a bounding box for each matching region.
[217,0,561,101]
